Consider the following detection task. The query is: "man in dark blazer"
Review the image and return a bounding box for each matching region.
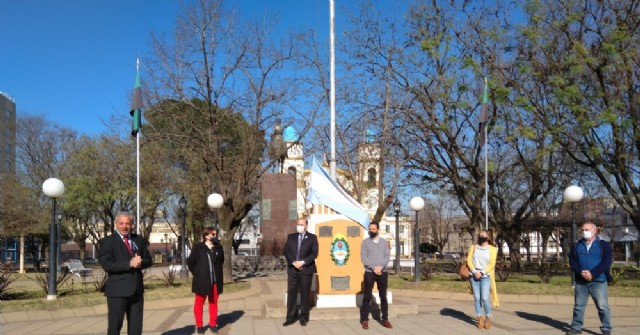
[98,212,152,335]
[283,217,318,327]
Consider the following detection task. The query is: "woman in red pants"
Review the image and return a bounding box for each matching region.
[187,227,224,334]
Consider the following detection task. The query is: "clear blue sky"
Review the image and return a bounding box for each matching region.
[0,0,408,136]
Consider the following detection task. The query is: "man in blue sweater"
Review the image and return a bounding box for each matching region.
[360,221,392,330]
[566,222,613,335]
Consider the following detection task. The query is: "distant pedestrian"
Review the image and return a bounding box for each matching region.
[360,221,392,330]
[187,227,224,334]
[466,230,499,329]
[566,222,613,335]
[282,217,318,327]
[98,212,152,335]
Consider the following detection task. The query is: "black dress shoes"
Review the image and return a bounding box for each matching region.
[300,320,308,326]
[282,320,296,327]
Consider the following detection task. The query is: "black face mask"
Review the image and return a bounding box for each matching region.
[478,237,488,244]
[369,232,378,238]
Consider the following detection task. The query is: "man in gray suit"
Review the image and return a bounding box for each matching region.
[98,212,152,335]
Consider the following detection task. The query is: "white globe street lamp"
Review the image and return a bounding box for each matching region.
[409,197,425,282]
[564,185,583,286]
[42,178,65,301]
[207,193,224,230]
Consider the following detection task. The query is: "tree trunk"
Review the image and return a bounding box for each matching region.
[19,234,25,274]
[221,234,233,283]
[503,235,522,272]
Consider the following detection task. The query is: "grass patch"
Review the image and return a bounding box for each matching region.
[388,273,640,297]
[0,276,250,313]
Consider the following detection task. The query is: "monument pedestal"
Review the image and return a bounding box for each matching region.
[315,291,393,308]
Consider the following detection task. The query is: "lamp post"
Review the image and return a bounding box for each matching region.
[393,198,401,275]
[42,178,65,301]
[56,209,62,270]
[409,196,425,282]
[179,196,188,279]
[173,238,177,259]
[564,185,583,287]
[163,233,168,259]
[207,193,224,229]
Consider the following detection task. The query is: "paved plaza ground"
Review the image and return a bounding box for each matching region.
[1,273,638,335]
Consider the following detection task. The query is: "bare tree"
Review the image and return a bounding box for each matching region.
[355,2,574,270]
[7,115,75,271]
[423,196,460,253]
[144,0,321,282]
[312,0,410,219]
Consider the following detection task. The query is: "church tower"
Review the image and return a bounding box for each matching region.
[281,126,306,216]
[358,130,381,211]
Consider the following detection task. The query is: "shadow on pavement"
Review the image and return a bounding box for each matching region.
[514,311,598,334]
[161,325,194,335]
[160,311,245,335]
[439,308,476,326]
[218,310,246,328]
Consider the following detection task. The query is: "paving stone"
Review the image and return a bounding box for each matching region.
[1,277,638,335]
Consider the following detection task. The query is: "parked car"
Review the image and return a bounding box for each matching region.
[84,257,98,265]
[436,252,461,259]
[546,255,559,262]
[443,252,461,259]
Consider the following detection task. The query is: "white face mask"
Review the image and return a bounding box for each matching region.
[583,230,593,239]
[296,225,305,234]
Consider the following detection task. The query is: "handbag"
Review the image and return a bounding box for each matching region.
[459,245,475,280]
[459,262,471,280]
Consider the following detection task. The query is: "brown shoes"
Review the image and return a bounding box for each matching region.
[476,316,484,329]
[484,317,491,329]
[361,320,392,329]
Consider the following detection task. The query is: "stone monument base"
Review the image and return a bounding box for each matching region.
[285,291,393,308]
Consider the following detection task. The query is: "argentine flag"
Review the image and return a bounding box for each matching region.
[307,157,370,227]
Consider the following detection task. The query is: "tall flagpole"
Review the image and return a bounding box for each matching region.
[484,117,488,231]
[483,77,488,231]
[329,0,337,179]
[136,59,141,235]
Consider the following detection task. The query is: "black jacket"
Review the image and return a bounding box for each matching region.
[187,241,224,296]
[284,232,318,275]
[98,233,152,297]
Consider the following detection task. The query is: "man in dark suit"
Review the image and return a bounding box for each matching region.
[98,212,152,335]
[283,217,318,327]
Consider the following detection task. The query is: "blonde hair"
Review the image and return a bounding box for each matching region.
[479,230,495,246]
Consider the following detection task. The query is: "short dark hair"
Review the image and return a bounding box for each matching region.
[369,221,379,229]
[201,227,216,241]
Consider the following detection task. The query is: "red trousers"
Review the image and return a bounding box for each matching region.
[193,284,218,327]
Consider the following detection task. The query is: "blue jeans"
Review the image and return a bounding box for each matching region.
[570,281,611,332]
[470,275,491,317]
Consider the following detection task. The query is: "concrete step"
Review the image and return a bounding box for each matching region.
[263,299,418,320]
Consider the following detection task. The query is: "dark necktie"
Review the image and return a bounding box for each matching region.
[296,234,303,260]
[123,236,133,255]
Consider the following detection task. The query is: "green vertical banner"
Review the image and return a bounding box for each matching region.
[130,66,142,137]
[478,77,489,146]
